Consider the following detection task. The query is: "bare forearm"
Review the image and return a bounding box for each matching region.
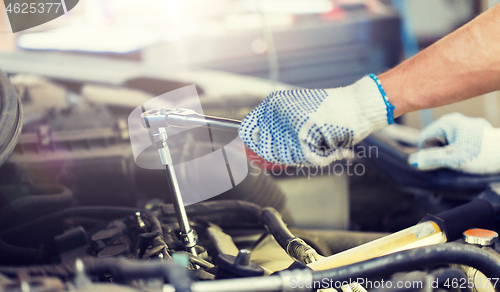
[379,4,500,118]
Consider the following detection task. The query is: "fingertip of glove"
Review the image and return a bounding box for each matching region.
[409,156,432,171]
[408,153,420,168]
[408,148,452,171]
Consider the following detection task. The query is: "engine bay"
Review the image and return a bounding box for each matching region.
[2,65,500,292]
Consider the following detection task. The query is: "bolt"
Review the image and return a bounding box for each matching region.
[234,249,251,266]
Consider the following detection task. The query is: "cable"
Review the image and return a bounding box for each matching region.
[261,207,322,264]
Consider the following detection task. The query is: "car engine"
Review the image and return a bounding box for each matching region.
[1,66,500,292]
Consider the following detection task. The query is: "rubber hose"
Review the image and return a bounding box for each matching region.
[0,184,74,231]
[433,199,496,241]
[261,207,320,264]
[0,68,22,167]
[260,207,294,249]
[312,243,500,288]
[84,258,192,292]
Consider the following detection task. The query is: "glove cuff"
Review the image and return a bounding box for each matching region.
[369,74,395,125]
[350,75,395,140]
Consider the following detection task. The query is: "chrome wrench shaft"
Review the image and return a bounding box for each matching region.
[141,108,241,256]
[156,127,198,256]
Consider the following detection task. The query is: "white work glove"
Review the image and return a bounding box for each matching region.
[408,113,500,174]
[239,75,395,166]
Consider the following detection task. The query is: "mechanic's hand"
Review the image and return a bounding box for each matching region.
[409,113,500,174]
[239,75,394,166]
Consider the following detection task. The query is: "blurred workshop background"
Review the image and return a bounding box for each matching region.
[1,0,498,128]
[0,0,499,232]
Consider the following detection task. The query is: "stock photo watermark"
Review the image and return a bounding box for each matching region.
[3,0,79,33]
[249,145,379,179]
[289,277,499,290]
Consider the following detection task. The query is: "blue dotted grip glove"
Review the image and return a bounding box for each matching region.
[409,113,500,174]
[239,75,394,166]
